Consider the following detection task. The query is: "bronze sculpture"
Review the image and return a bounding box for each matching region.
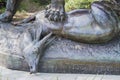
[0,1,120,74]
[16,1,120,43]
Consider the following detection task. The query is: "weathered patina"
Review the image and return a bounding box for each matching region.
[37,1,120,43]
[0,1,120,74]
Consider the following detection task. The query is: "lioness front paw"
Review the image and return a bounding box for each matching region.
[0,11,13,22]
[45,4,66,22]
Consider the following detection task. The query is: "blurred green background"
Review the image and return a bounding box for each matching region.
[0,0,97,13]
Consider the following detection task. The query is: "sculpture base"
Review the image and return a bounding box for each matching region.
[39,59,120,74]
[1,37,120,75]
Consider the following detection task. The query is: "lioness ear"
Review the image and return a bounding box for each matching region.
[37,32,52,47]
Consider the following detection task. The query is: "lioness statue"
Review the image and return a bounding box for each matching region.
[36,1,120,43]
[0,1,120,74]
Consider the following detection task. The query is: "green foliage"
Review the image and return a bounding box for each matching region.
[0,0,6,2]
[0,7,5,12]
[0,0,98,13]
[19,0,47,12]
[0,0,6,13]
[65,0,98,11]
[28,0,98,11]
[30,0,50,5]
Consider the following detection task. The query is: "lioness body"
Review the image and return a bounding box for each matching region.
[0,1,120,73]
[36,1,120,43]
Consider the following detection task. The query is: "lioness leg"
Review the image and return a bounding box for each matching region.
[45,0,66,22]
[0,0,66,23]
[0,0,22,22]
